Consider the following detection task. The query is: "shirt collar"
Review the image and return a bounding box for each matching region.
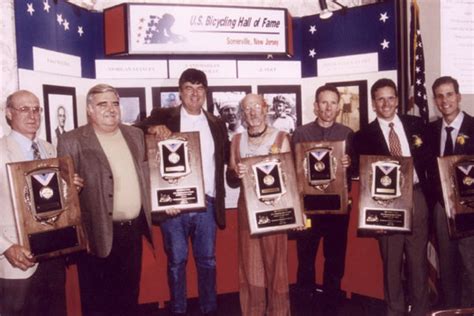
[377,115,402,129]
[10,130,37,151]
[442,111,464,130]
[180,105,206,122]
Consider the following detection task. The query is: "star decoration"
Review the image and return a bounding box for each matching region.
[416,79,422,85]
[415,66,421,73]
[78,26,84,36]
[379,12,389,23]
[308,49,316,58]
[57,14,63,25]
[309,25,317,34]
[43,0,50,12]
[63,19,69,31]
[27,3,35,16]
[380,39,390,49]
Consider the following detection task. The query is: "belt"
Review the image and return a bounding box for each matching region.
[113,217,138,227]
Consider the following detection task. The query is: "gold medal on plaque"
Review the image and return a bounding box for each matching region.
[263,174,275,186]
[168,152,180,164]
[314,161,325,172]
[371,161,401,201]
[380,175,392,187]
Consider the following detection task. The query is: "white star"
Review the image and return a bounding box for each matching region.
[379,12,389,23]
[417,91,422,97]
[308,49,316,58]
[416,79,422,85]
[415,66,421,73]
[78,26,84,37]
[57,14,63,25]
[63,19,69,31]
[418,42,423,48]
[43,0,50,12]
[415,55,419,61]
[27,3,35,16]
[309,25,317,34]
[380,39,390,49]
[423,94,427,100]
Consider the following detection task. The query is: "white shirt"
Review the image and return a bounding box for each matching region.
[377,116,419,184]
[441,111,464,156]
[180,106,216,197]
[10,130,44,160]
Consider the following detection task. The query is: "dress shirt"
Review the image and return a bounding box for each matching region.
[180,106,216,197]
[10,130,43,160]
[440,111,464,156]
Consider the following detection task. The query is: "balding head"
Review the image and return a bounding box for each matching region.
[5,90,42,139]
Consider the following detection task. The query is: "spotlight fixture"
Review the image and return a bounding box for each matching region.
[319,0,333,19]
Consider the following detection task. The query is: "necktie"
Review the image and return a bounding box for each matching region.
[444,126,454,156]
[388,122,402,157]
[31,142,42,160]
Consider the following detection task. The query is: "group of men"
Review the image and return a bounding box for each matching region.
[0,69,473,316]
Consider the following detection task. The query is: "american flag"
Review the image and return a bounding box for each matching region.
[409,0,429,124]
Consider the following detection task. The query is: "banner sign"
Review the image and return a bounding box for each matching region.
[104,3,292,55]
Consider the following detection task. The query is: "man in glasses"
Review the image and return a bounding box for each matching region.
[137,68,229,316]
[0,90,74,315]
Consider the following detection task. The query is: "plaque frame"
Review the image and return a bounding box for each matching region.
[295,140,348,215]
[147,132,206,213]
[358,155,413,233]
[438,155,474,238]
[241,152,304,235]
[6,157,87,260]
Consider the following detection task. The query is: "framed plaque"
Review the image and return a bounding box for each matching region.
[6,157,87,260]
[295,140,348,214]
[147,132,206,212]
[358,155,413,233]
[241,152,304,235]
[438,155,474,238]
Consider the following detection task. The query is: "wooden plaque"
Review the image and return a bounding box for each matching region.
[295,140,348,215]
[147,132,206,212]
[438,155,474,238]
[358,155,413,233]
[241,152,304,235]
[6,157,87,260]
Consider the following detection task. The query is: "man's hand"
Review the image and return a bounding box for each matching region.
[73,173,84,193]
[148,125,172,140]
[165,208,182,216]
[4,244,35,271]
[341,154,351,168]
[235,163,248,179]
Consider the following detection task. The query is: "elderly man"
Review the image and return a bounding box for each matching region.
[58,84,153,315]
[425,76,474,308]
[292,84,353,312]
[218,101,245,138]
[137,68,229,316]
[0,90,79,315]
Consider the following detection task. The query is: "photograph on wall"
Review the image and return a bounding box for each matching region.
[43,85,78,146]
[152,87,180,109]
[257,85,301,135]
[326,80,368,132]
[116,88,146,125]
[207,86,252,139]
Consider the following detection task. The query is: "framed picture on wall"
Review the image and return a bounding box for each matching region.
[257,85,301,135]
[43,85,78,146]
[326,80,368,132]
[207,86,251,139]
[116,87,146,126]
[152,87,180,109]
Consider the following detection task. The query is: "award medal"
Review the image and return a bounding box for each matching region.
[32,172,56,201]
[258,163,277,187]
[378,165,396,187]
[164,142,182,165]
[311,150,328,172]
[458,165,474,186]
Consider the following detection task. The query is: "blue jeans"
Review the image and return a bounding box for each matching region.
[160,197,217,314]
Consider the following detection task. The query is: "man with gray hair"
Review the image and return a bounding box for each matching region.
[58,84,153,315]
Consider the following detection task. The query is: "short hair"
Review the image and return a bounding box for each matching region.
[5,90,39,126]
[315,85,340,102]
[273,95,289,106]
[178,68,208,89]
[86,84,119,105]
[432,76,460,95]
[371,78,398,100]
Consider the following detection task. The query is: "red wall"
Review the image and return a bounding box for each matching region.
[65,181,383,315]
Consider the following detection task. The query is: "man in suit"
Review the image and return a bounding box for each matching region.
[137,68,229,316]
[0,90,77,315]
[57,84,153,315]
[55,105,67,139]
[425,76,474,308]
[292,84,353,312]
[354,78,429,316]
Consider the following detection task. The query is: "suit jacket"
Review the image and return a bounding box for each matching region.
[137,105,229,229]
[425,112,474,205]
[0,133,55,279]
[57,124,153,258]
[354,115,429,192]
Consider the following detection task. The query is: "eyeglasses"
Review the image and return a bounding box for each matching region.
[11,106,43,114]
[242,104,264,114]
[182,86,206,95]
